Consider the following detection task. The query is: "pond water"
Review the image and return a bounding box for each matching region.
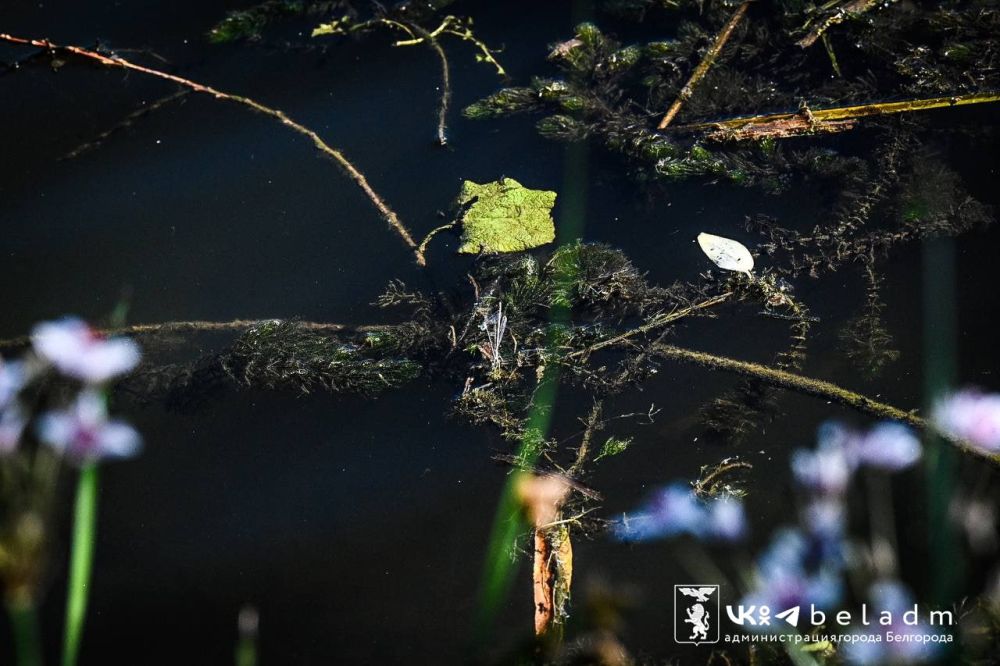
[2,1,999,664]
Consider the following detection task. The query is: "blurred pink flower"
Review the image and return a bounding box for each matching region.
[932,390,1000,453]
[37,390,141,464]
[31,318,140,384]
[515,473,572,527]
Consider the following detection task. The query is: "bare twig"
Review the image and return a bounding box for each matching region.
[657,1,751,130]
[427,36,451,146]
[0,33,426,265]
[61,89,190,160]
[567,291,734,359]
[416,221,457,258]
[796,0,899,49]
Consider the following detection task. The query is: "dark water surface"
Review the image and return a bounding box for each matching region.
[2,1,1000,663]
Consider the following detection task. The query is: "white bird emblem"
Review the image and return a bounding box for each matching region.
[678,586,717,603]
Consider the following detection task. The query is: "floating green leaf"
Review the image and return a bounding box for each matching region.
[456,178,557,254]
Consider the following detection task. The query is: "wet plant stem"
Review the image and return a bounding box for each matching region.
[0,33,424,265]
[657,1,751,130]
[6,601,42,666]
[62,464,99,666]
[0,319,379,350]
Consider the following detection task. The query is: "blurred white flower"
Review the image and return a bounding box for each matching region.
[37,390,141,464]
[31,318,140,384]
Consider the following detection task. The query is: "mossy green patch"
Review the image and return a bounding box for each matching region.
[456,178,557,254]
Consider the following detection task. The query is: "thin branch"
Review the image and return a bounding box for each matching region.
[657,1,751,130]
[567,291,734,359]
[0,33,426,265]
[428,36,451,146]
[61,89,190,160]
[400,21,452,146]
[416,221,457,259]
[796,0,899,49]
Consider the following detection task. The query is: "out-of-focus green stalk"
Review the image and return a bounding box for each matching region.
[235,638,257,666]
[471,97,591,647]
[235,605,259,666]
[921,237,962,607]
[7,600,43,666]
[472,368,560,645]
[62,464,99,666]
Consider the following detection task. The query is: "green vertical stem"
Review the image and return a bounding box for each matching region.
[62,464,99,666]
[471,28,592,644]
[7,601,43,666]
[472,370,560,646]
[921,237,961,607]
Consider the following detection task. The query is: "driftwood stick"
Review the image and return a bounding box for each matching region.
[672,91,1000,141]
[533,524,572,638]
[0,33,426,265]
[657,1,751,130]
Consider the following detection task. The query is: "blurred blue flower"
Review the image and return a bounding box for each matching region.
[707,498,748,541]
[750,529,844,609]
[791,433,852,496]
[0,357,24,408]
[37,390,142,464]
[0,357,27,454]
[932,390,1000,454]
[850,423,922,471]
[801,498,847,541]
[613,483,746,543]
[32,318,141,385]
[793,422,921,497]
[842,581,946,665]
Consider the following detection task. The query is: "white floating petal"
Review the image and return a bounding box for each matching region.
[697,232,754,273]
